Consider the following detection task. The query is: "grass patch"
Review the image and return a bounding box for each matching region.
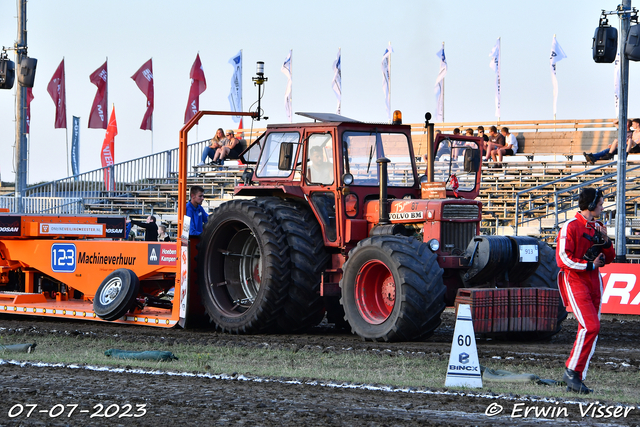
[1,334,638,405]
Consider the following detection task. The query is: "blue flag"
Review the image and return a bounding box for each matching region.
[71,116,80,178]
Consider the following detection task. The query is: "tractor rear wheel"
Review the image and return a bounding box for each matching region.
[506,241,567,341]
[340,236,446,342]
[197,200,290,333]
[255,197,330,332]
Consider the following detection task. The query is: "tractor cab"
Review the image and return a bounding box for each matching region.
[432,133,482,200]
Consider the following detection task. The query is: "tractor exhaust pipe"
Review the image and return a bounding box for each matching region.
[425,112,434,182]
[377,157,390,224]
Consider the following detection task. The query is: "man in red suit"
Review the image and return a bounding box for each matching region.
[556,187,615,394]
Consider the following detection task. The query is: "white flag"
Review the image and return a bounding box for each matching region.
[489,38,501,118]
[434,45,447,122]
[281,50,293,123]
[550,35,567,116]
[332,48,342,115]
[228,50,242,123]
[614,51,621,114]
[381,43,393,121]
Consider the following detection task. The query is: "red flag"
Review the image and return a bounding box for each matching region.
[101,106,117,190]
[46,59,66,129]
[26,87,34,134]
[184,54,207,124]
[88,61,108,129]
[131,58,154,131]
[238,117,243,130]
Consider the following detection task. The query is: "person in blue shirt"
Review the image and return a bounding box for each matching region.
[186,185,208,236]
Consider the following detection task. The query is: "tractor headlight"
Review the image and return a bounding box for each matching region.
[428,239,440,252]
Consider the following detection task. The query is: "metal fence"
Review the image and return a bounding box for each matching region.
[514,161,640,235]
[1,138,216,214]
[0,195,83,214]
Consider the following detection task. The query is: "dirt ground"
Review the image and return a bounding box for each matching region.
[1,312,640,426]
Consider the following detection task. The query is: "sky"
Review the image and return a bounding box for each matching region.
[0,0,638,184]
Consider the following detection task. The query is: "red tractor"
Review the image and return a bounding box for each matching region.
[190,111,563,341]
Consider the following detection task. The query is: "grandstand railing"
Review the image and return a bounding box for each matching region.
[514,161,640,235]
[0,118,621,215]
[1,137,218,214]
[0,196,83,214]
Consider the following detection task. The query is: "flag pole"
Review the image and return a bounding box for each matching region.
[65,125,70,176]
[441,41,445,123]
[151,56,154,154]
[290,49,293,123]
[388,41,392,122]
[553,35,556,131]
[63,56,69,176]
[497,38,500,123]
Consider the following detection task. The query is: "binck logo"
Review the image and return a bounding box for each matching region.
[448,365,479,371]
[459,352,470,364]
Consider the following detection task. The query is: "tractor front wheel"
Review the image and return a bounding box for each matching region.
[340,236,446,342]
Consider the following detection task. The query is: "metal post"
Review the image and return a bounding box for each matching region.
[166,150,172,178]
[515,194,520,236]
[14,0,28,213]
[377,157,390,224]
[554,193,559,229]
[615,0,631,262]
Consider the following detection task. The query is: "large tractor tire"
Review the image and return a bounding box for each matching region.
[255,197,330,332]
[506,241,567,341]
[340,236,446,342]
[197,200,290,333]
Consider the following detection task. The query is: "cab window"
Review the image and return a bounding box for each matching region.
[256,132,300,178]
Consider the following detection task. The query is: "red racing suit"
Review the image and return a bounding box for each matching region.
[555,212,615,380]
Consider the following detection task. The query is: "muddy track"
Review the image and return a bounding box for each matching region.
[1,312,640,426]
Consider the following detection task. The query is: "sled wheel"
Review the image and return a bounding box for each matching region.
[94,269,140,321]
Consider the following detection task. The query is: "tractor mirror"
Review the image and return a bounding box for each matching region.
[278,142,294,170]
[463,148,481,173]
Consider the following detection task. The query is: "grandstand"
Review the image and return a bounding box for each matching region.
[3,118,640,257]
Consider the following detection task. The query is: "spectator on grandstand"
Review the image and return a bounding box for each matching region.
[127,215,158,242]
[490,127,518,162]
[453,128,461,135]
[211,130,243,165]
[584,119,632,164]
[484,125,505,161]
[631,118,640,151]
[187,185,208,237]
[198,128,225,166]
[477,125,489,155]
[158,225,171,242]
[465,128,474,136]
